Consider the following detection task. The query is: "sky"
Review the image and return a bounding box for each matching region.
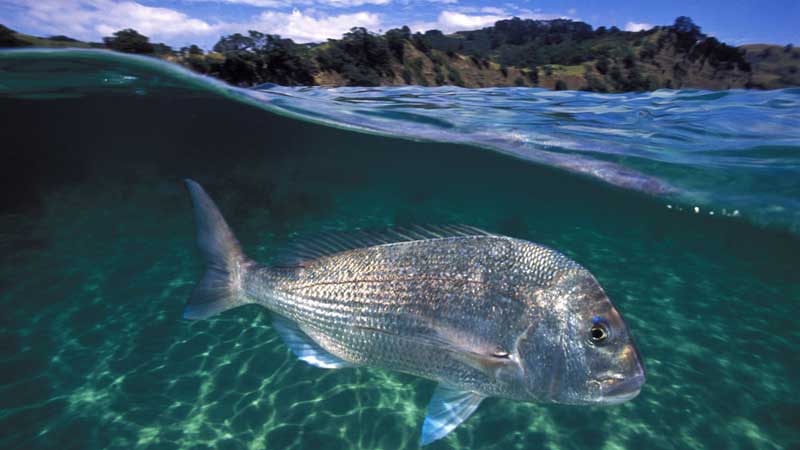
[1,0,798,49]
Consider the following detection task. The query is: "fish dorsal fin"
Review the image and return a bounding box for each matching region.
[272,225,495,267]
[421,385,485,446]
[271,315,352,369]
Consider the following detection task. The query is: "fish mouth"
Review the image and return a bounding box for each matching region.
[598,372,645,404]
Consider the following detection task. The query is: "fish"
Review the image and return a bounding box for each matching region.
[182,179,646,445]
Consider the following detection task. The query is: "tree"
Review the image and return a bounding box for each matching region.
[673,16,700,35]
[447,66,465,86]
[210,31,315,86]
[0,24,27,47]
[213,33,255,53]
[609,65,624,84]
[211,33,261,85]
[411,32,431,54]
[186,44,203,55]
[640,42,657,59]
[433,65,445,85]
[316,27,393,86]
[401,67,413,84]
[257,34,316,85]
[527,67,539,84]
[583,65,607,92]
[385,26,411,60]
[152,43,174,56]
[672,16,703,52]
[103,29,154,54]
[48,35,79,42]
[595,57,609,74]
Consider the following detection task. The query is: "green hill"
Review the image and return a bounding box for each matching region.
[2,18,798,92]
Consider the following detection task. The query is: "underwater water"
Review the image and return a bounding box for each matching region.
[0,49,798,450]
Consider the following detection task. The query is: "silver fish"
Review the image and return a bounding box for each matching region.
[182,179,646,445]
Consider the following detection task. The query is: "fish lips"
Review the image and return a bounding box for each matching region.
[599,371,646,404]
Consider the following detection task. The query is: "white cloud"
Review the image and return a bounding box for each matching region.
[437,11,506,30]
[203,0,391,7]
[193,0,287,7]
[408,11,506,33]
[625,21,653,32]
[6,0,581,48]
[515,8,573,21]
[248,9,382,42]
[9,0,218,43]
[93,2,215,36]
[319,0,390,5]
[480,7,506,15]
[409,9,573,34]
[6,0,387,46]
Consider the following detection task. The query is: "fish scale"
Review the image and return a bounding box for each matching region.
[247,236,578,395]
[182,179,645,445]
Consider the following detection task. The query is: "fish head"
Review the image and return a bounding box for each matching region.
[516,270,645,405]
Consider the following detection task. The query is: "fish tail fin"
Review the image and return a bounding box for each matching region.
[183,179,253,320]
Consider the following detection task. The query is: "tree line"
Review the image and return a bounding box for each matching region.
[0,17,768,91]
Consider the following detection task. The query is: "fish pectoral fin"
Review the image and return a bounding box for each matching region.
[272,315,352,369]
[453,351,524,383]
[354,324,521,380]
[420,385,485,446]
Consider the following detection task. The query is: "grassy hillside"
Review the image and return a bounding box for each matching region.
[1,25,95,49]
[2,19,798,92]
[741,44,800,89]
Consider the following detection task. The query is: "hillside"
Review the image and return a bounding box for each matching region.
[740,44,800,89]
[2,18,798,92]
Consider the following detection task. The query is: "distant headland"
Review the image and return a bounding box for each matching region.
[2,17,798,91]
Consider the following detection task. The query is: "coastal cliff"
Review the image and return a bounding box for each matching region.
[2,17,798,91]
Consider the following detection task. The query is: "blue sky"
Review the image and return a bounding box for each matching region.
[1,0,797,49]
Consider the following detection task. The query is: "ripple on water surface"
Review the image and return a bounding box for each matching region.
[0,49,798,450]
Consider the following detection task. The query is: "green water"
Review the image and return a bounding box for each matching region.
[1,78,799,449]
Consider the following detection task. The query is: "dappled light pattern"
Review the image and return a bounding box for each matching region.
[0,57,798,449]
[1,144,797,449]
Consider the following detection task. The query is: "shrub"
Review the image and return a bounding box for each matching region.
[401,67,413,84]
[595,58,609,75]
[447,66,465,86]
[103,29,155,54]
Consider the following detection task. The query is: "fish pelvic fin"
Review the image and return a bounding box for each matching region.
[271,315,353,369]
[421,385,484,446]
[183,179,253,320]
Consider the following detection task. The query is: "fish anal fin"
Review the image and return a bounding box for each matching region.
[421,385,484,446]
[272,316,352,369]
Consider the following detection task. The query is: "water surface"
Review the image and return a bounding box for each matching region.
[0,49,798,450]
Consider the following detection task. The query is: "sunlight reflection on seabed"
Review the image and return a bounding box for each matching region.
[0,51,797,449]
[1,179,795,450]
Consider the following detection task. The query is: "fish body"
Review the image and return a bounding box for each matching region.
[182,179,645,445]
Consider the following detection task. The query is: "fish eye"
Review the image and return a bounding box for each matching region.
[589,318,610,345]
